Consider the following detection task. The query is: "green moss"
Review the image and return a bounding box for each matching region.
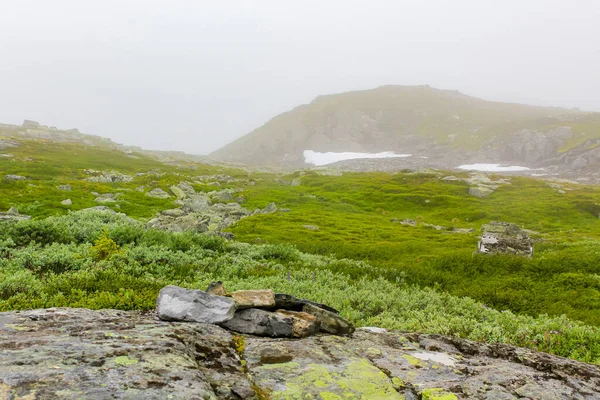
[421,388,457,400]
[401,354,428,367]
[269,359,402,399]
[114,356,138,366]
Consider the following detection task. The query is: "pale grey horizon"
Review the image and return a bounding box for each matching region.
[1,0,599,154]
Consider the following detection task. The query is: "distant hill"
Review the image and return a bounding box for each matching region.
[211,85,600,177]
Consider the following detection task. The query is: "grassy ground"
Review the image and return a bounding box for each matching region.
[2,135,600,363]
[230,171,600,326]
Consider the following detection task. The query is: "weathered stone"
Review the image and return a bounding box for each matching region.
[229,289,275,309]
[84,170,133,183]
[145,188,171,199]
[156,285,237,324]
[469,186,494,198]
[206,281,227,296]
[1,308,599,399]
[57,184,71,191]
[0,308,251,399]
[161,208,185,217]
[220,308,293,337]
[0,207,30,222]
[263,202,277,213]
[94,193,118,203]
[477,221,534,257]
[181,194,212,212]
[303,224,319,231]
[303,303,355,336]
[275,310,320,338]
[273,293,340,314]
[5,174,27,180]
[177,182,196,195]
[170,185,187,200]
[61,199,72,206]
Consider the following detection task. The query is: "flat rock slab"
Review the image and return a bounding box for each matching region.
[220,308,293,337]
[275,310,319,338]
[0,308,252,400]
[229,289,275,309]
[1,309,599,399]
[273,293,340,314]
[303,303,355,336]
[156,285,237,324]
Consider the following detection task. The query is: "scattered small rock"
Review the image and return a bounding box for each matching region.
[94,193,118,203]
[57,184,71,191]
[263,202,277,214]
[469,186,494,198]
[5,175,27,181]
[145,188,171,199]
[170,185,187,200]
[0,207,31,221]
[61,199,72,206]
[303,225,319,231]
[477,221,534,257]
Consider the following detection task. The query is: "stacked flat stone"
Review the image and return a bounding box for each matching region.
[156,283,355,338]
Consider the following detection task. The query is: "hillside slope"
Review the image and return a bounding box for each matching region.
[211,85,600,176]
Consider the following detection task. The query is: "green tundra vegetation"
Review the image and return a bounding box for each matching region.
[1,137,600,364]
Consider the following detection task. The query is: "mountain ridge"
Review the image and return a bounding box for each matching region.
[211,85,600,179]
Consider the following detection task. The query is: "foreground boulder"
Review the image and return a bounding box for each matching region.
[1,308,599,399]
[156,285,237,324]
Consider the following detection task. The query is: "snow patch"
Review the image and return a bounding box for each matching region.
[457,163,530,172]
[304,150,411,166]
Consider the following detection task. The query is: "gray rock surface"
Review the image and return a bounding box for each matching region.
[5,174,27,181]
[273,293,340,314]
[303,303,355,336]
[94,193,118,203]
[478,221,534,256]
[61,199,72,206]
[0,207,31,222]
[56,184,71,191]
[469,186,494,198]
[145,188,171,199]
[220,308,294,337]
[1,308,599,399]
[156,285,237,324]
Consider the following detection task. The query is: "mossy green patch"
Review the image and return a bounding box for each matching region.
[421,388,458,400]
[269,359,402,399]
[114,356,138,366]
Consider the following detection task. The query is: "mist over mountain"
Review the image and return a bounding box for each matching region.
[211,85,600,179]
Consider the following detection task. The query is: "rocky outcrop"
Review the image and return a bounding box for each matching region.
[1,308,599,399]
[477,221,534,256]
[84,170,133,183]
[0,207,31,222]
[157,284,353,340]
[145,188,171,199]
[146,184,279,233]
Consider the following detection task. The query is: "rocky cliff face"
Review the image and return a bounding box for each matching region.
[211,86,600,180]
[1,308,599,399]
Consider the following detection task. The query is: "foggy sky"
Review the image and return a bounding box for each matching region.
[1,0,599,154]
